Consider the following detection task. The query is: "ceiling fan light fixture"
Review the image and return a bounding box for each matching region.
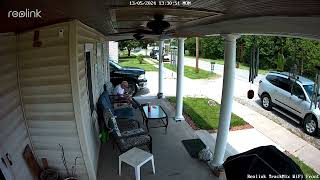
[133,33,144,40]
[146,14,170,35]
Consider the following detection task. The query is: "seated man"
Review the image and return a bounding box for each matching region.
[113,81,133,104]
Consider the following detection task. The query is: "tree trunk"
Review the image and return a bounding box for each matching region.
[195,37,199,73]
[300,58,304,74]
[128,49,131,57]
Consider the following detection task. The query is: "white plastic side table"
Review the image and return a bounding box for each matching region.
[119,147,155,180]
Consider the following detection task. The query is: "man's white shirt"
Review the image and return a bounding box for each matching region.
[113,84,124,95]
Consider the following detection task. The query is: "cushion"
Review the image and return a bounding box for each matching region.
[118,135,151,152]
[114,107,133,118]
[121,128,145,137]
[103,109,114,128]
[97,91,113,109]
[104,82,114,95]
[110,116,121,137]
[117,120,139,132]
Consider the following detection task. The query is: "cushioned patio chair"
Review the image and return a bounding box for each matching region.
[103,82,135,106]
[103,108,143,133]
[97,90,134,119]
[106,113,152,154]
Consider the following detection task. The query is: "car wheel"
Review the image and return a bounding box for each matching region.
[261,93,272,110]
[303,115,318,136]
[128,82,137,96]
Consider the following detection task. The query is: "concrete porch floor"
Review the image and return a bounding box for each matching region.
[97,97,218,180]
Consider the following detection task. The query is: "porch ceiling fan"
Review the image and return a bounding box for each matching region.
[110,14,173,40]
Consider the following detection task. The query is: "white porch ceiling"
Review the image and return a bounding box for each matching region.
[1,0,320,39]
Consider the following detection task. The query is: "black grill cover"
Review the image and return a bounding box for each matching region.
[223,145,305,180]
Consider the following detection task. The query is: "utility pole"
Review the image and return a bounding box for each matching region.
[196,37,199,73]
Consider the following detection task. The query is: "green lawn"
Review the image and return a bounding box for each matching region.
[119,57,157,71]
[164,64,220,79]
[289,155,320,180]
[185,55,269,75]
[167,97,247,130]
[119,50,128,58]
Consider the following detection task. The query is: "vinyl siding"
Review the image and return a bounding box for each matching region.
[75,21,108,175]
[0,20,108,180]
[17,23,88,179]
[0,34,33,180]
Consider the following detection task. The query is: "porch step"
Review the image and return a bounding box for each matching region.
[195,129,285,161]
[195,130,235,161]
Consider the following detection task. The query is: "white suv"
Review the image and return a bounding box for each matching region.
[258,71,320,136]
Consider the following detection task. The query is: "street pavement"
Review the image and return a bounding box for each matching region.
[184,56,265,85]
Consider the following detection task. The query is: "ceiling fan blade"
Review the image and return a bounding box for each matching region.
[109,29,155,36]
[108,30,137,36]
[116,38,136,42]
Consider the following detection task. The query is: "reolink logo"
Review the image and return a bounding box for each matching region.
[8,9,42,18]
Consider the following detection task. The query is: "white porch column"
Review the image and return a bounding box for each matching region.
[175,38,185,121]
[158,40,164,98]
[212,34,240,166]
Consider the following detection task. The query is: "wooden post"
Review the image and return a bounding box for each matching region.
[196,37,199,73]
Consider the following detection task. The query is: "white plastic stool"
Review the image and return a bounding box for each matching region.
[119,147,155,180]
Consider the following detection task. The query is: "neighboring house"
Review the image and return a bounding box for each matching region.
[109,41,119,63]
[0,20,109,180]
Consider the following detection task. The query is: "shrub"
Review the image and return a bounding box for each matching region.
[137,54,144,64]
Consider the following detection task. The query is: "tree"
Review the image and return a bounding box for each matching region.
[184,35,320,80]
[276,52,286,71]
[195,37,199,73]
[118,40,140,57]
[185,37,196,55]
[138,39,154,56]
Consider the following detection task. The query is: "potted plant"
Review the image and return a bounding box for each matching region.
[58,144,80,180]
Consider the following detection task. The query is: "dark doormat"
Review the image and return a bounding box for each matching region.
[181,139,206,158]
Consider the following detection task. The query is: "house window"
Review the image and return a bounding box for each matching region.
[86,51,94,114]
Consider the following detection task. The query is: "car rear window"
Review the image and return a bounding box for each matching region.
[266,74,290,92]
[266,74,277,83]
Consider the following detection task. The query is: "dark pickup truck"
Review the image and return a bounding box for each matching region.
[109,61,147,95]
